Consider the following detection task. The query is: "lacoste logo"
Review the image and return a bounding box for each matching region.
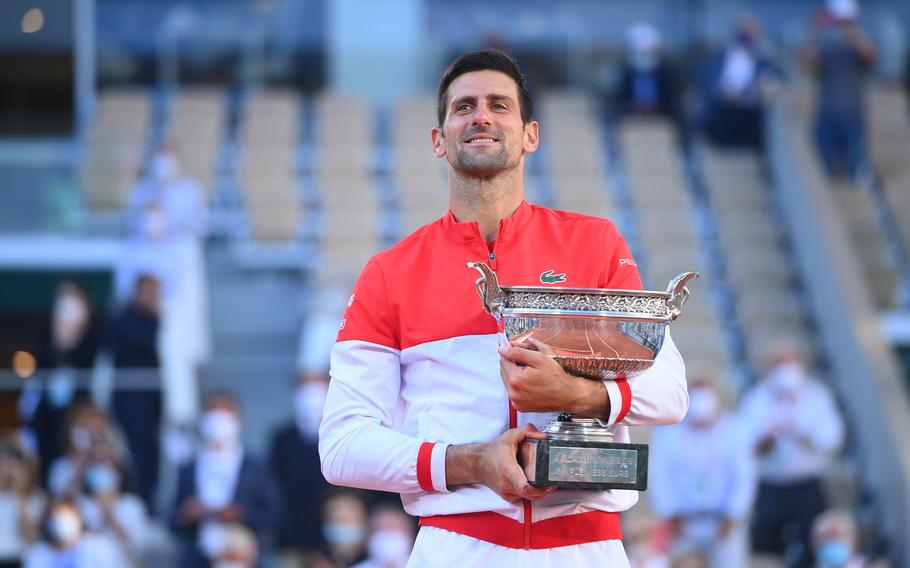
[540,270,567,284]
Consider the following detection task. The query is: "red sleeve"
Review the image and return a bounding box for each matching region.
[336,256,399,349]
[601,221,643,291]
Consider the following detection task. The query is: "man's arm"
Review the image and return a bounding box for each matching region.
[498,330,688,426]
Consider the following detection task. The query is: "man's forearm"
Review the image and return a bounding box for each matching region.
[444,443,484,487]
[564,376,611,420]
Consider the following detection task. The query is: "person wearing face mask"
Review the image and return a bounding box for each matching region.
[649,375,756,568]
[24,499,124,568]
[76,461,149,566]
[171,392,281,568]
[0,435,45,568]
[46,405,128,502]
[269,377,332,568]
[613,23,685,136]
[698,14,783,149]
[309,491,368,568]
[23,283,102,486]
[352,505,415,568]
[810,510,867,568]
[741,344,845,568]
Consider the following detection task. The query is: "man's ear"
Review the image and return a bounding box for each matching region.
[523,121,540,153]
[431,127,447,158]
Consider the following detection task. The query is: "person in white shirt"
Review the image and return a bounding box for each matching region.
[0,435,44,568]
[77,461,149,565]
[25,499,126,568]
[741,344,845,568]
[650,375,756,568]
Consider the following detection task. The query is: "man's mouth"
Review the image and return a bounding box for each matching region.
[465,135,499,144]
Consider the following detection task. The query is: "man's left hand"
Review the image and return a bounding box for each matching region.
[498,339,607,417]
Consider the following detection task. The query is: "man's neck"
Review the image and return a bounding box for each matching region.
[448,166,524,242]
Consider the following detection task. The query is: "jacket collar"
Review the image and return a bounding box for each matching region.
[441,200,533,244]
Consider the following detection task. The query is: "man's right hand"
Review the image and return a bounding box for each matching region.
[446,424,556,502]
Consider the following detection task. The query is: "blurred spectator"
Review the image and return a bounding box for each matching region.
[698,15,783,148]
[76,461,149,565]
[311,491,368,568]
[741,344,845,568]
[269,376,330,568]
[207,524,258,568]
[122,145,211,438]
[670,551,709,568]
[623,516,669,568]
[108,275,162,509]
[810,510,866,568]
[47,404,127,501]
[0,434,45,568]
[21,283,101,484]
[24,499,125,568]
[802,0,876,178]
[613,23,685,132]
[297,281,352,381]
[650,376,756,568]
[127,146,205,242]
[171,392,281,568]
[351,504,414,568]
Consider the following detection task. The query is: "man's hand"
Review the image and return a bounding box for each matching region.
[446,424,556,502]
[498,339,608,418]
[178,497,208,525]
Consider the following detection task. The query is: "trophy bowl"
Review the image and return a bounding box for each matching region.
[468,262,700,381]
[468,262,700,490]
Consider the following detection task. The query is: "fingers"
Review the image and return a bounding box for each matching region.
[517,337,558,357]
[498,344,547,367]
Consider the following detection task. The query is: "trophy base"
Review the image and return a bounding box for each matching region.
[519,438,649,491]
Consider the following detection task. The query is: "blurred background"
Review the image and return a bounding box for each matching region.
[0,0,909,567]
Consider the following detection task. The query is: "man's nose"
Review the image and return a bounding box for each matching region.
[471,105,492,126]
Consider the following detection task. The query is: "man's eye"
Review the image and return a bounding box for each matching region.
[456,104,472,112]
[492,103,507,110]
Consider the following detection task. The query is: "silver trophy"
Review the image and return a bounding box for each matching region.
[469,262,699,490]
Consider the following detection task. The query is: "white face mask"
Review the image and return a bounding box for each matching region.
[368,530,412,565]
[50,510,82,546]
[201,410,241,449]
[768,362,807,395]
[151,153,180,181]
[54,295,88,325]
[687,389,719,423]
[294,383,328,438]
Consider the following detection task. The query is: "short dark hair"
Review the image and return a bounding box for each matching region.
[436,49,534,127]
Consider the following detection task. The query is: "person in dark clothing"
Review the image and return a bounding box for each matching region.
[698,15,783,149]
[109,275,162,510]
[269,377,331,567]
[22,282,101,485]
[171,392,281,568]
[802,0,876,178]
[613,22,686,135]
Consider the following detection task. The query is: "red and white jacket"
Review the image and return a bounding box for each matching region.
[319,201,688,530]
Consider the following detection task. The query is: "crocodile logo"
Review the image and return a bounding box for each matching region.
[540,270,567,284]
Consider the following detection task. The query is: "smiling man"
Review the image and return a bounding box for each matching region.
[319,50,689,566]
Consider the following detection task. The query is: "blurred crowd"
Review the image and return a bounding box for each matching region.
[612,0,886,183]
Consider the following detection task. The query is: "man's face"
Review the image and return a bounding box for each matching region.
[432,70,538,179]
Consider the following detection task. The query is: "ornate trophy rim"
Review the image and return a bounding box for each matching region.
[467,261,700,322]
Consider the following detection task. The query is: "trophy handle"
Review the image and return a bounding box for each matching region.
[665,272,700,320]
[467,262,506,318]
